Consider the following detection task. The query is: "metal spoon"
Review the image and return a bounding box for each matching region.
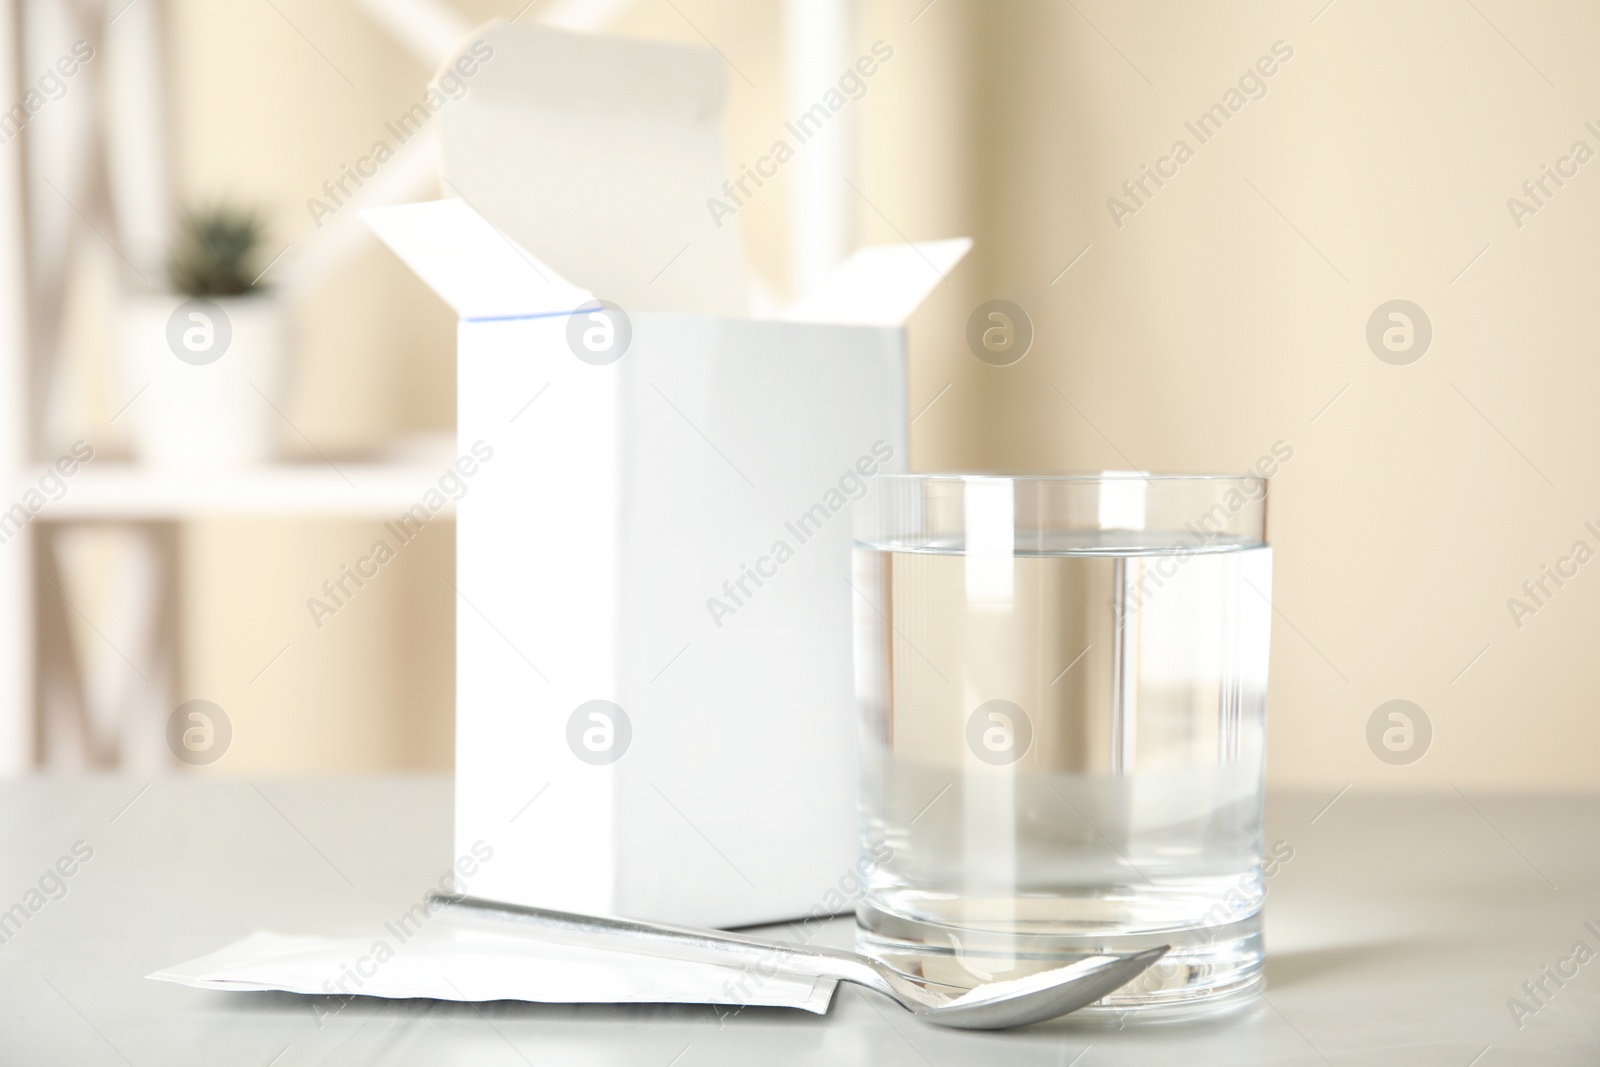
[432,893,1167,1030]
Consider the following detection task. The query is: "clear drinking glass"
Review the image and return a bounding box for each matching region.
[851,474,1272,1011]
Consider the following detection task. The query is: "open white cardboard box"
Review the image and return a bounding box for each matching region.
[365,21,969,928]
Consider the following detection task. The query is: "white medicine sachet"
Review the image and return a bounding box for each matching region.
[150,917,836,1015]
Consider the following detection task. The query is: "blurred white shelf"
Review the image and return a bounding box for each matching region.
[20,463,458,520]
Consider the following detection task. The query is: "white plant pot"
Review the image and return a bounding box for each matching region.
[116,293,289,469]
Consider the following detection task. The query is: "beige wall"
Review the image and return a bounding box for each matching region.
[167,0,1600,789]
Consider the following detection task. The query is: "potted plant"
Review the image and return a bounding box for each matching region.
[116,206,289,468]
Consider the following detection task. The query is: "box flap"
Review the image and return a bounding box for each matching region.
[362,198,592,319]
[782,238,972,326]
[435,21,747,317]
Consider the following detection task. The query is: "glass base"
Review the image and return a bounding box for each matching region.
[855,901,1264,1015]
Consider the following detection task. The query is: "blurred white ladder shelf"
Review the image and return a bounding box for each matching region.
[29,462,459,520]
[5,460,458,775]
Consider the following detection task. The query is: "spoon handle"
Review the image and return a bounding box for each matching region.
[431,893,888,990]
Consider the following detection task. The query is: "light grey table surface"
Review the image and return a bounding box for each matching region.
[1,777,1595,1065]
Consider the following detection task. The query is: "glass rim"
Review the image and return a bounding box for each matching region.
[857,470,1270,547]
